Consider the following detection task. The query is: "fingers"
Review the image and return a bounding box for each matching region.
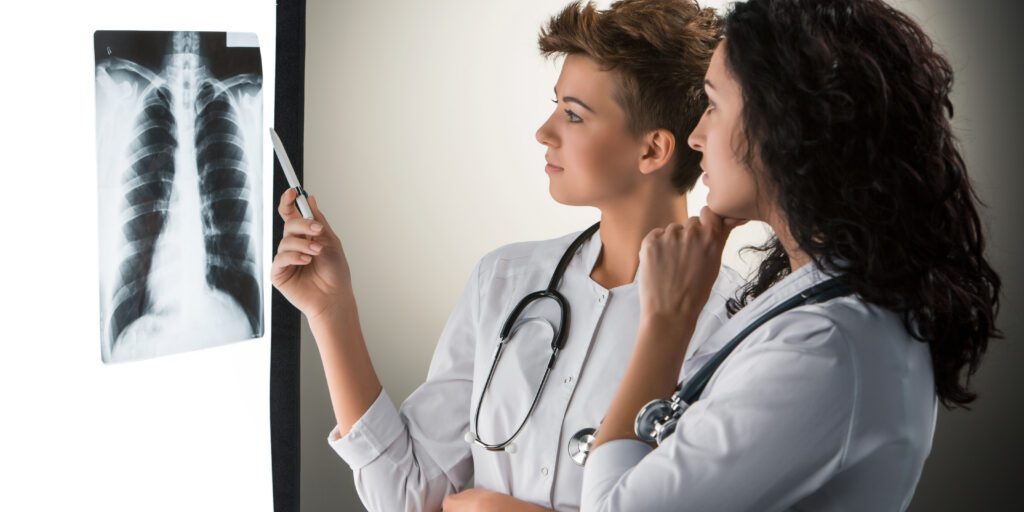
[284,216,324,238]
[723,217,749,230]
[279,189,335,234]
[277,236,323,257]
[278,188,301,221]
[700,205,749,233]
[641,226,664,255]
[271,249,312,276]
[699,206,723,234]
[308,194,327,224]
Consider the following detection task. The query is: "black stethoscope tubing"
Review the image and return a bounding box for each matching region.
[468,221,601,452]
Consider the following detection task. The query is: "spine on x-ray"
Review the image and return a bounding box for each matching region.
[109,84,177,347]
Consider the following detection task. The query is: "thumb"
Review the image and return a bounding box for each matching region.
[308,194,327,223]
[634,254,645,287]
[722,217,749,233]
[307,194,337,235]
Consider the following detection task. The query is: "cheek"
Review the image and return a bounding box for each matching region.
[548,123,640,206]
[711,168,760,218]
[567,127,634,180]
[706,135,757,216]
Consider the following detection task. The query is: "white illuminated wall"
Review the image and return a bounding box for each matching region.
[0,2,276,511]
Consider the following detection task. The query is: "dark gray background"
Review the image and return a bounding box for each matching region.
[907,0,1024,509]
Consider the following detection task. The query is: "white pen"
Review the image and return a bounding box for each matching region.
[269,127,314,220]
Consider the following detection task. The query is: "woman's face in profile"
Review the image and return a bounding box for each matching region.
[535,53,649,207]
[688,41,761,221]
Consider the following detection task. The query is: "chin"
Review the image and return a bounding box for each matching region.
[705,197,735,219]
[548,185,588,207]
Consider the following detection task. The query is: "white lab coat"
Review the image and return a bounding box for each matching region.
[326,227,743,511]
[581,257,938,512]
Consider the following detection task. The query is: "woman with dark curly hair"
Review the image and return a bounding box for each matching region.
[583,0,1002,510]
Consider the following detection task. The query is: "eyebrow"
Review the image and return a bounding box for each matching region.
[704,79,716,91]
[554,87,597,114]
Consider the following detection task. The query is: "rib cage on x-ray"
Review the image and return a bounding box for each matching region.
[96,31,263,360]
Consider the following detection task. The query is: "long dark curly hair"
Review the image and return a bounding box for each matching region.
[720,0,1002,409]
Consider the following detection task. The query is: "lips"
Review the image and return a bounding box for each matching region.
[545,158,564,174]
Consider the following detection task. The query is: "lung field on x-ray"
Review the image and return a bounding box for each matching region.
[95,31,263,363]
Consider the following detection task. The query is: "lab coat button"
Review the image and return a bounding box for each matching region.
[540,467,549,476]
[563,375,573,385]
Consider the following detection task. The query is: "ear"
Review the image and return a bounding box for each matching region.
[637,128,676,176]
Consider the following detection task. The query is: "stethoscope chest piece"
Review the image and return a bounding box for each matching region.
[634,397,686,445]
[568,427,597,466]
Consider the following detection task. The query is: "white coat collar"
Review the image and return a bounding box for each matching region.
[577,225,640,294]
[691,258,844,360]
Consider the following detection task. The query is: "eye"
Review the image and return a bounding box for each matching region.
[564,109,583,123]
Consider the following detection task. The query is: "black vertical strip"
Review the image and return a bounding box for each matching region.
[272,1,305,511]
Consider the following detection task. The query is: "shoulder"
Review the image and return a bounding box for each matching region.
[741,295,911,385]
[474,229,587,281]
[792,295,911,353]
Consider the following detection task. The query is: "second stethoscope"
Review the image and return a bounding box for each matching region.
[631,277,853,446]
[570,276,853,465]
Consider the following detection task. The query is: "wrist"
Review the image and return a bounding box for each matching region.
[640,308,700,333]
[642,294,706,321]
[308,292,358,336]
[637,309,699,361]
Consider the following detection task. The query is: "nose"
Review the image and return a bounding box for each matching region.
[688,116,706,152]
[535,112,559,148]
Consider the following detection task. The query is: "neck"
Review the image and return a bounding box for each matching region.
[764,209,811,272]
[592,191,689,288]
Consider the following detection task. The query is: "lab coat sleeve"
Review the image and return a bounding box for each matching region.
[581,310,856,512]
[325,258,483,512]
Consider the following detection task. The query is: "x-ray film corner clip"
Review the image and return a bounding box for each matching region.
[269,127,314,220]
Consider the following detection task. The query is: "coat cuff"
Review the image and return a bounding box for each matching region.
[326,387,405,470]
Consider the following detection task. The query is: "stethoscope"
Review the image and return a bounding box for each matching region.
[464,221,853,467]
[569,277,853,465]
[631,277,853,448]
[464,221,601,455]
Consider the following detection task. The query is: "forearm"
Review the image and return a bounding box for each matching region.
[513,501,555,512]
[308,290,383,437]
[592,310,699,450]
[445,490,556,511]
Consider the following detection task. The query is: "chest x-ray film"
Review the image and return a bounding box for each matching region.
[95,31,264,363]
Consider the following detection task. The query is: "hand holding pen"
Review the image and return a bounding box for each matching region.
[269,128,355,323]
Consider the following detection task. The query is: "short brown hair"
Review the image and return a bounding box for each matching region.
[538,0,722,193]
